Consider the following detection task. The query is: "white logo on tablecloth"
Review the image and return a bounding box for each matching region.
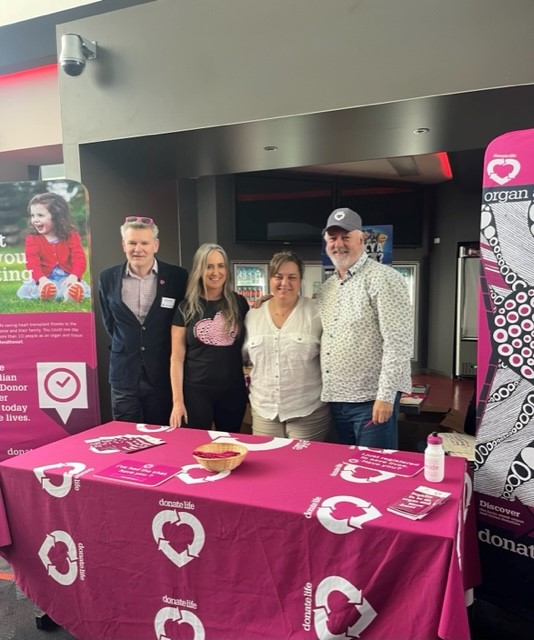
[154,606,205,640]
[487,158,521,185]
[463,471,473,524]
[176,463,230,484]
[456,471,473,571]
[136,423,172,433]
[38,530,78,585]
[314,576,377,638]
[356,447,396,454]
[316,496,381,534]
[152,510,205,567]
[208,431,292,451]
[340,462,395,484]
[33,462,87,498]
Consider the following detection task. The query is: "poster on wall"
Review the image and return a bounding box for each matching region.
[321,224,394,274]
[0,180,100,461]
[475,128,534,620]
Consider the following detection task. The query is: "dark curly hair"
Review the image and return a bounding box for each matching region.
[27,193,77,240]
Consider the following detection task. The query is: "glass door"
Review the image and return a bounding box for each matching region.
[233,263,269,306]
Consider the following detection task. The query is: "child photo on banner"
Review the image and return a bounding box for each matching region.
[0,180,100,462]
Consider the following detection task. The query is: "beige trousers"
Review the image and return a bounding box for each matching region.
[251,403,331,442]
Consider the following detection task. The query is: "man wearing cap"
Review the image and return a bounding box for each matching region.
[99,216,188,424]
[319,207,413,448]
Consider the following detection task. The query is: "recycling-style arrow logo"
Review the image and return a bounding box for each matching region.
[487,158,520,185]
[357,447,397,454]
[176,463,230,485]
[316,496,381,534]
[208,431,292,451]
[38,530,78,585]
[154,606,205,640]
[152,509,205,567]
[136,423,171,433]
[463,471,473,524]
[314,576,377,639]
[33,462,87,498]
[340,462,395,484]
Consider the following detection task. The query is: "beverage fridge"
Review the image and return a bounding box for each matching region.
[233,262,324,306]
[454,244,480,377]
[233,263,268,306]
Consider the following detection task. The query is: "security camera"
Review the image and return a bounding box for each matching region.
[60,34,97,77]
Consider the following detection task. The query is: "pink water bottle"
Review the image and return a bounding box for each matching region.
[424,432,445,483]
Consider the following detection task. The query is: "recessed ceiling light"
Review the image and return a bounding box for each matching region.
[413,127,430,135]
[264,145,278,151]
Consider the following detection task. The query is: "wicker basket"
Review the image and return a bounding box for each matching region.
[192,442,248,472]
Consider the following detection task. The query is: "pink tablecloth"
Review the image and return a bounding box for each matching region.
[0,488,10,547]
[0,421,480,640]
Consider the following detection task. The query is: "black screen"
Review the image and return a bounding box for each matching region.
[340,184,425,247]
[235,174,426,247]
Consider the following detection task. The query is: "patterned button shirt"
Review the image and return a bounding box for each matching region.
[318,253,413,404]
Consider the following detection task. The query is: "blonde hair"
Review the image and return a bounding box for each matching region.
[180,243,240,330]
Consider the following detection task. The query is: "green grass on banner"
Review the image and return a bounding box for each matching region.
[0,245,92,314]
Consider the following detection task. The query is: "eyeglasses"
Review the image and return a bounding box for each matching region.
[124,216,154,225]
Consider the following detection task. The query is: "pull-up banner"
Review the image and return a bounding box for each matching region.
[476,128,534,620]
[0,180,100,461]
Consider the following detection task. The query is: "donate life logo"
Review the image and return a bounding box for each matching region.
[152,509,206,568]
[38,530,80,586]
[487,157,521,185]
[33,462,86,497]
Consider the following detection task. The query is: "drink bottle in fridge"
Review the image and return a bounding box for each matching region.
[233,263,269,306]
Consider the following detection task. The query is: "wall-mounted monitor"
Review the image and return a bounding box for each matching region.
[235,174,333,244]
[339,183,425,248]
[234,173,428,247]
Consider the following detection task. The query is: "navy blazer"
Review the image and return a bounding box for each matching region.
[98,259,188,390]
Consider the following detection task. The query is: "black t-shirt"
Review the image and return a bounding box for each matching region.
[173,293,249,388]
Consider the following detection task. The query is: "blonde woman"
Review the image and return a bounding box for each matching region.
[244,251,330,441]
[170,244,248,431]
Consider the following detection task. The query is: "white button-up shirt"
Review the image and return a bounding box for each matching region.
[244,296,325,421]
[318,253,413,404]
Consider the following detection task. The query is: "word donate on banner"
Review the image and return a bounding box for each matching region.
[475,128,534,622]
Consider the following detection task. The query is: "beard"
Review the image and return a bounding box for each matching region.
[327,249,355,272]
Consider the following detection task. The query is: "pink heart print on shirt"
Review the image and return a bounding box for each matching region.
[194,311,238,346]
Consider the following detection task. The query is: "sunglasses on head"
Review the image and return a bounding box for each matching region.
[124,216,154,225]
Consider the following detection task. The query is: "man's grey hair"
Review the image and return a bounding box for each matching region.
[120,219,159,240]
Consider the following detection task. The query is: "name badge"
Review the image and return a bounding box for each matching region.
[161,297,176,309]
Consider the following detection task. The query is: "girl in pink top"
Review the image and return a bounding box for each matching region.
[16,192,91,303]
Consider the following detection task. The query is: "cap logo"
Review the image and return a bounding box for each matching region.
[334,211,346,221]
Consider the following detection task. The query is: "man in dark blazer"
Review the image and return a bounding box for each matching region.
[99,216,188,425]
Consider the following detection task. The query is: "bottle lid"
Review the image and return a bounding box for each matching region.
[427,431,443,445]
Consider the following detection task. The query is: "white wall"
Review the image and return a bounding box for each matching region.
[0,65,62,153]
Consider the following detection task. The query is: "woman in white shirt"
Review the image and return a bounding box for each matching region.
[244,251,331,440]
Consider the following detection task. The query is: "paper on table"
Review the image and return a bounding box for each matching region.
[84,434,166,454]
[95,459,179,486]
[387,485,451,520]
[438,432,476,461]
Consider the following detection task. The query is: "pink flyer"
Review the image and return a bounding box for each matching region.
[95,459,179,486]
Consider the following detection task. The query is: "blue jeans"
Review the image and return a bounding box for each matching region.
[330,393,401,449]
